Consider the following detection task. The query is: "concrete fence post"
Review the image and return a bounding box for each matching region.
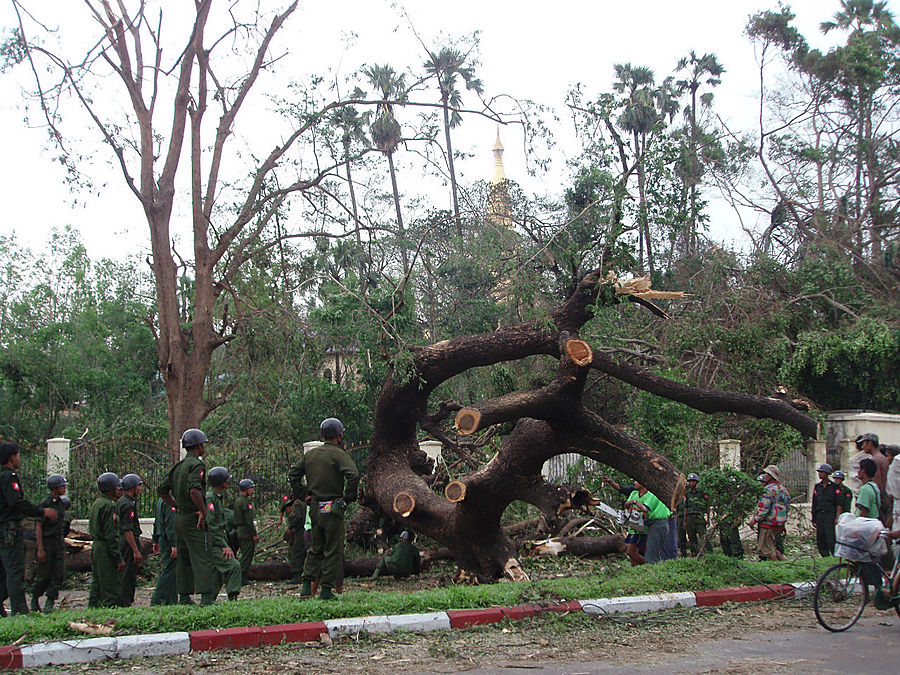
[46,438,70,478]
[303,441,323,454]
[838,439,856,473]
[718,439,741,470]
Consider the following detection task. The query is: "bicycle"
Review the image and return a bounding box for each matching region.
[813,533,900,632]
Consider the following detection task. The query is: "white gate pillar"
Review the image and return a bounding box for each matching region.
[718,439,741,470]
[805,439,827,502]
[46,438,70,477]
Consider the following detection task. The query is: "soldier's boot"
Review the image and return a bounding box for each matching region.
[227,591,239,601]
[0,603,6,617]
[30,596,40,613]
[298,580,312,598]
[310,581,319,598]
[200,592,217,606]
[241,572,248,586]
[318,585,335,600]
[179,594,196,605]
[43,598,55,614]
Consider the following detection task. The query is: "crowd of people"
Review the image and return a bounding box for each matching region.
[0,417,426,616]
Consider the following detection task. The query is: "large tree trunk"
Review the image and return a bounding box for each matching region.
[362,271,817,581]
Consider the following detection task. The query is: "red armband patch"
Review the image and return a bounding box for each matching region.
[129,511,135,520]
[208,503,215,511]
[249,504,253,510]
[11,482,20,491]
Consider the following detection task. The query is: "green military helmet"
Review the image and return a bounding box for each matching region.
[816,463,833,475]
[208,466,232,487]
[121,473,144,490]
[97,472,122,493]
[687,473,700,483]
[833,470,846,480]
[238,479,255,491]
[181,428,209,449]
[46,474,68,489]
[757,474,767,483]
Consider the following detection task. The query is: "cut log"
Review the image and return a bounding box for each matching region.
[564,338,593,366]
[454,408,481,436]
[444,480,467,503]
[526,534,625,559]
[393,492,416,517]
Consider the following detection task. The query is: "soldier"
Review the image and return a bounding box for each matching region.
[117,474,144,606]
[203,466,242,604]
[282,498,308,584]
[811,463,839,557]
[158,428,210,606]
[0,442,59,616]
[683,473,710,558]
[290,418,359,600]
[31,474,69,613]
[833,471,853,515]
[233,479,258,585]
[88,472,125,608]
[150,496,178,606]
[371,531,421,580]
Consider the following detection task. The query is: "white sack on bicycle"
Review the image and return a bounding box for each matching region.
[834,513,887,562]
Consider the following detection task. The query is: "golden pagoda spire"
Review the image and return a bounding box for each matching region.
[488,126,512,228]
[491,127,507,185]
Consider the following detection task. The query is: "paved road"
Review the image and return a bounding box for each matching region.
[458,611,900,674]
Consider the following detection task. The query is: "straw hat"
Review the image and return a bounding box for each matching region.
[763,464,780,481]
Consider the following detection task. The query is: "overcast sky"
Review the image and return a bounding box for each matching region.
[0,0,850,262]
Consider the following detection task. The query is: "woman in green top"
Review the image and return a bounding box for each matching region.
[626,482,672,564]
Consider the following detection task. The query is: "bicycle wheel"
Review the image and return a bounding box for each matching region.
[891,565,900,619]
[814,562,868,632]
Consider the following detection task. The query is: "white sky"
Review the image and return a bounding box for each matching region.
[0,0,852,262]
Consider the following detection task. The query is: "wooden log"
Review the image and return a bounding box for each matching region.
[393,492,416,517]
[526,534,625,559]
[454,408,481,436]
[444,480,467,503]
[564,338,593,366]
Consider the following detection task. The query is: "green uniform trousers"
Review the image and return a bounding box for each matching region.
[88,541,122,608]
[814,512,836,557]
[175,512,209,595]
[289,531,307,579]
[685,517,708,557]
[117,546,138,607]
[23,536,37,589]
[203,545,242,603]
[302,509,344,590]
[718,525,743,559]
[32,538,65,602]
[150,538,178,605]
[0,528,29,615]
[237,527,256,577]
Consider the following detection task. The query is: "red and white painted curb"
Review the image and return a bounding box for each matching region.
[0,583,811,669]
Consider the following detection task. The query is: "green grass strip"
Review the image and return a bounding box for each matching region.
[2,555,831,645]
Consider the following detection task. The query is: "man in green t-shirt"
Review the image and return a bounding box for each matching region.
[625,481,671,564]
[856,458,882,519]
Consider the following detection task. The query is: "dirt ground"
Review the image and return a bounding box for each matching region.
[27,597,821,674]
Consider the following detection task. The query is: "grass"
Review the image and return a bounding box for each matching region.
[0,554,833,645]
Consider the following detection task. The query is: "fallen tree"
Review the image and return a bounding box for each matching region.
[361,272,817,581]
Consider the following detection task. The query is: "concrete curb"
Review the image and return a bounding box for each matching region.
[0,585,803,669]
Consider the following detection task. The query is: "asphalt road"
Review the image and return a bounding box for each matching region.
[458,610,900,674]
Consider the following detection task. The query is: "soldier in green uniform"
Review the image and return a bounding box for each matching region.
[0,443,59,616]
[88,472,125,608]
[290,418,359,600]
[371,531,421,580]
[150,497,178,605]
[117,474,144,606]
[833,471,853,514]
[282,498,308,584]
[203,467,242,604]
[683,473,710,558]
[233,479,258,585]
[158,428,211,605]
[31,474,69,613]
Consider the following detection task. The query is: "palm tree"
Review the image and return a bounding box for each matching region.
[675,51,725,255]
[330,102,370,286]
[613,63,657,273]
[363,64,409,274]
[423,46,483,237]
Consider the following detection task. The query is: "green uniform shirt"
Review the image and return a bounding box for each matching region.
[116,493,142,545]
[205,489,230,548]
[386,540,421,576]
[88,495,123,564]
[289,442,360,502]
[855,481,881,518]
[0,466,43,523]
[37,496,67,541]
[160,453,206,511]
[153,498,176,543]
[835,485,853,513]
[232,493,257,536]
[683,488,709,520]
